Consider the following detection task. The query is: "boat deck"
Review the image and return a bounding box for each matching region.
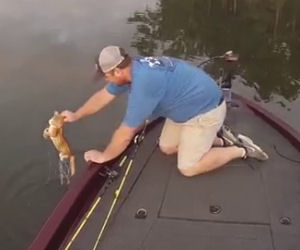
[65,98,300,250]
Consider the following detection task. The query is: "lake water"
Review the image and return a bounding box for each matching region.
[0,0,299,249]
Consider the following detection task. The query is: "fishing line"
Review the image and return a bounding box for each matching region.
[59,159,71,185]
[273,145,300,164]
[46,151,54,184]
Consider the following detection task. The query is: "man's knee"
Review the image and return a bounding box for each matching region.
[178,166,208,177]
[159,145,177,155]
[177,149,209,177]
[178,167,196,177]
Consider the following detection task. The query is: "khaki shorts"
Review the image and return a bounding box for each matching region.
[159,101,226,170]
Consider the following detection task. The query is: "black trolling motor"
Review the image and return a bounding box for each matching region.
[198,50,239,103]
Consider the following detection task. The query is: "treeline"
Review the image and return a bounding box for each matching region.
[128,0,300,102]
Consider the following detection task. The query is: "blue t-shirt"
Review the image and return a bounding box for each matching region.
[106,56,222,128]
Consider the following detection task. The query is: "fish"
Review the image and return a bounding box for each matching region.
[43,111,75,184]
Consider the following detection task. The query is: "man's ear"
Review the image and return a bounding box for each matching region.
[114,68,122,77]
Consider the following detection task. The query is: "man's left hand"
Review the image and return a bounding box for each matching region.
[84,150,106,164]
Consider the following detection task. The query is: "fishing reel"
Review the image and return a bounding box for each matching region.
[99,166,119,180]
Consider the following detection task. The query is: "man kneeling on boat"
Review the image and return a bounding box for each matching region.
[61,46,268,177]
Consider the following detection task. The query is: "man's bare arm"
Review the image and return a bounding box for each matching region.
[101,124,138,161]
[62,87,116,122]
[84,123,139,163]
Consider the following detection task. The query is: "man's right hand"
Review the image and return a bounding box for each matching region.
[61,110,79,123]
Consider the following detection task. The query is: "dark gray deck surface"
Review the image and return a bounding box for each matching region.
[69,100,300,250]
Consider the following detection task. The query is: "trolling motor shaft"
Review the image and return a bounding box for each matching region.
[198,50,238,104]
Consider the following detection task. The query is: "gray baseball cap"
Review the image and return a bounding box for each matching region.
[97,46,125,73]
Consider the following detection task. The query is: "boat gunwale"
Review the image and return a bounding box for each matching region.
[28,163,107,250]
[233,93,300,152]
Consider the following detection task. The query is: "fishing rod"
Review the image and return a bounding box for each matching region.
[64,158,125,250]
[64,120,149,250]
[91,120,149,250]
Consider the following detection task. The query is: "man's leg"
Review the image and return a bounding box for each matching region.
[159,118,181,155]
[160,136,224,156]
[159,130,245,176]
[160,129,244,176]
[178,146,245,177]
[177,101,229,177]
